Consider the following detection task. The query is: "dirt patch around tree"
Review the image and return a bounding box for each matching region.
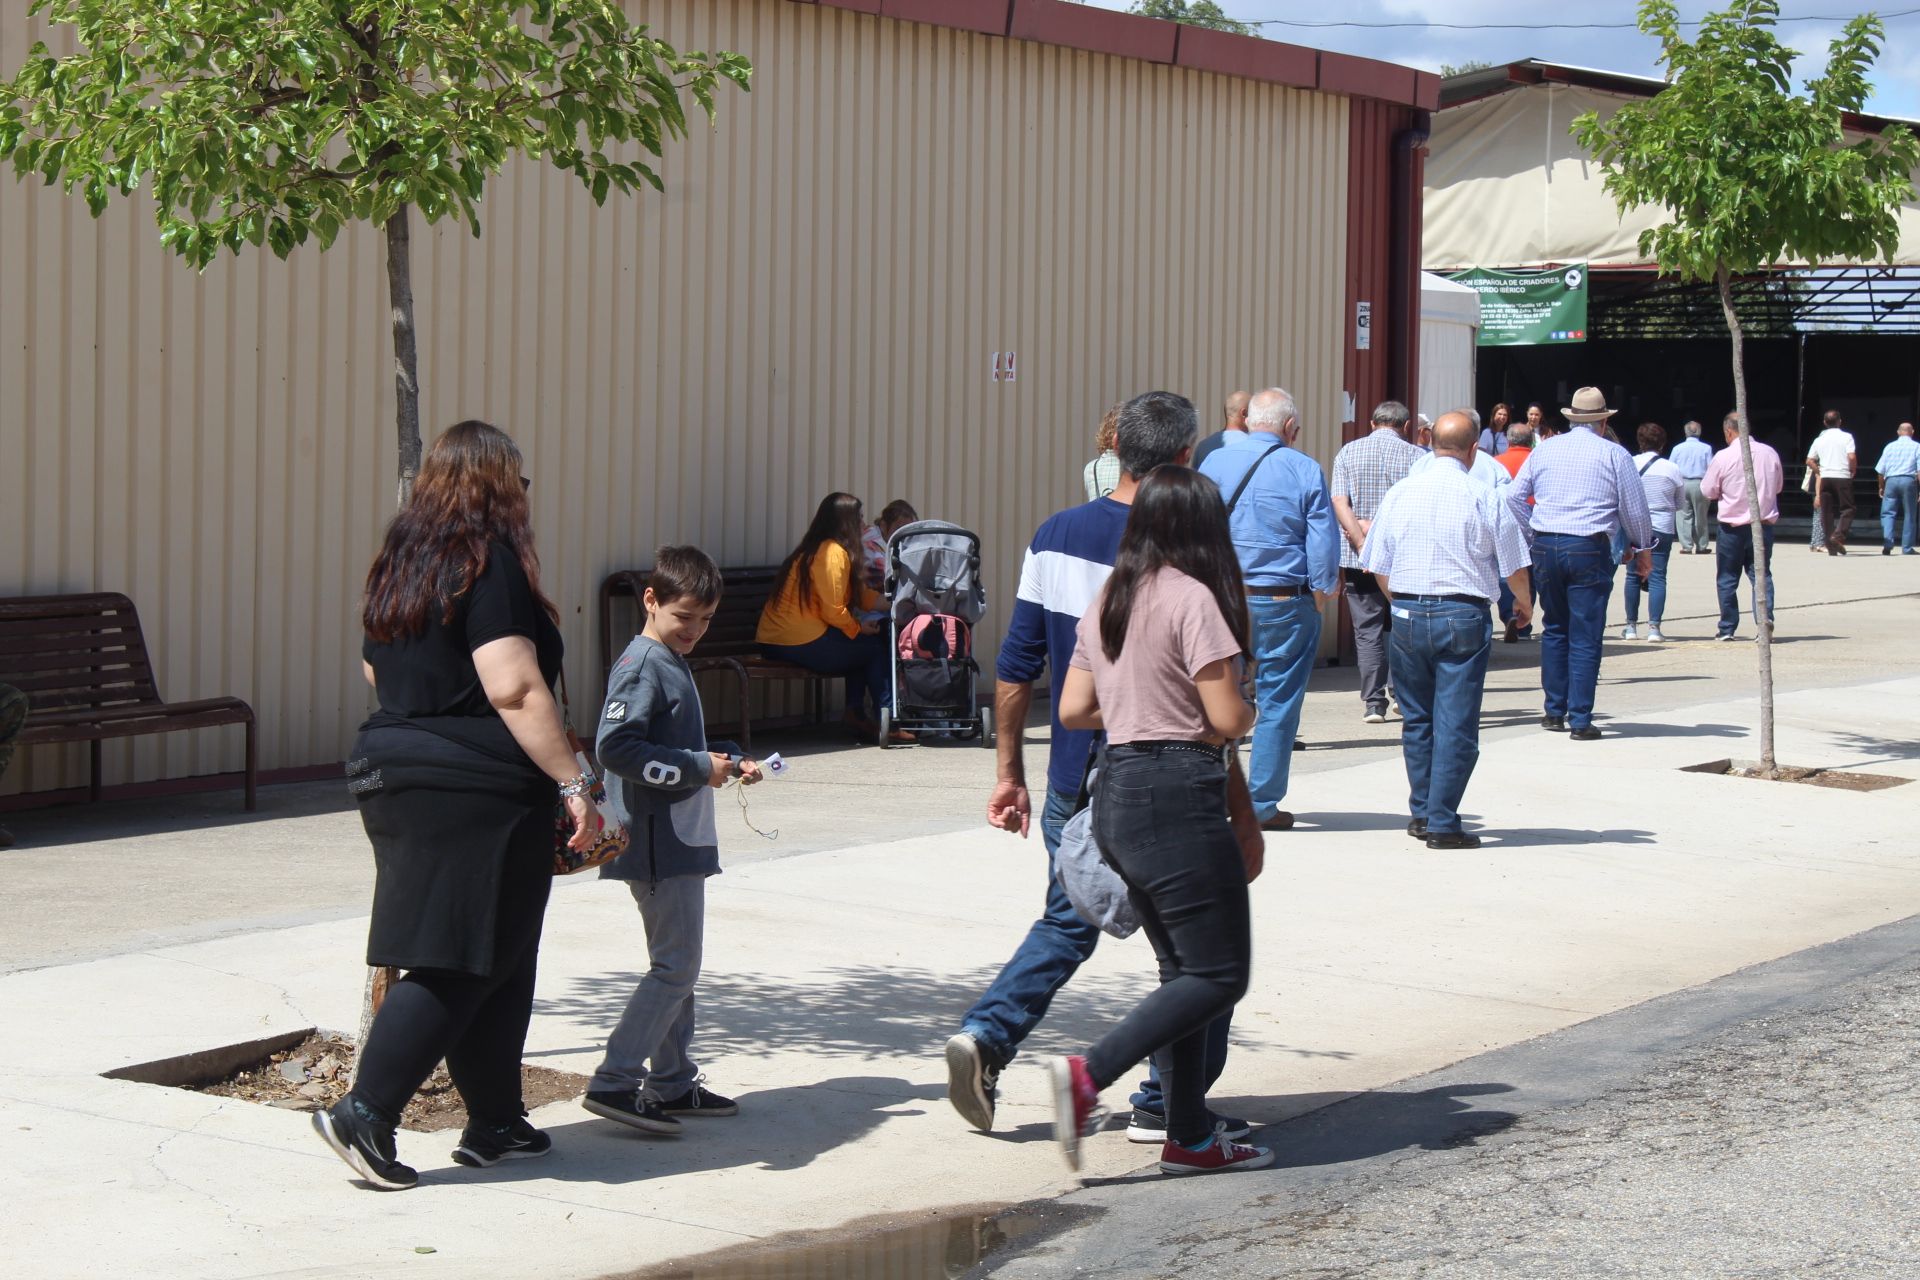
[194,1032,590,1132]
[1682,758,1913,792]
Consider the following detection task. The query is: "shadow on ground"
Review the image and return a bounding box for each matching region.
[533,965,1344,1065]
[1078,1082,1520,1186]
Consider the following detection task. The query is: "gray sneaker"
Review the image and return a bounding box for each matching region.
[944,1032,1001,1131]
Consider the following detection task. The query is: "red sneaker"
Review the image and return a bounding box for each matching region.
[1158,1124,1276,1176]
[1047,1055,1106,1172]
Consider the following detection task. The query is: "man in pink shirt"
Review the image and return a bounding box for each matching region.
[1700,413,1784,640]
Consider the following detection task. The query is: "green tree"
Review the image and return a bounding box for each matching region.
[1439,60,1495,78]
[1128,0,1256,37]
[1573,0,1917,776]
[0,0,751,503]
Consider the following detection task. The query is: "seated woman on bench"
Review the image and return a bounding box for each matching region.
[757,492,909,744]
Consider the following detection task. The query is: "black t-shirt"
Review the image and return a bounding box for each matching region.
[360,541,565,769]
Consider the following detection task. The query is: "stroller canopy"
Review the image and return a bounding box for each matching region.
[887,521,986,626]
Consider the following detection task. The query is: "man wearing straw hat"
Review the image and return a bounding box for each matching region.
[1505,387,1653,741]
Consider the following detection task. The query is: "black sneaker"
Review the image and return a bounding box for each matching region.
[1126,1108,1253,1144]
[583,1088,682,1136]
[312,1095,418,1190]
[451,1115,553,1167]
[944,1031,1002,1131]
[658,1081,739,1117]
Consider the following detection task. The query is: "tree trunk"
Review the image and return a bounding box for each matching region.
[386,204,422,506]
[1717,263,1777,778]
[352,205,421,1081]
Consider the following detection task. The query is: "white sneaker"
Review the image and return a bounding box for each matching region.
[1645,625,1666,642]
[1363,709,1387,725]
[1620,624,1638,640]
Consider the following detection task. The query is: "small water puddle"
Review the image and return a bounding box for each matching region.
[615,1203,1101,1279]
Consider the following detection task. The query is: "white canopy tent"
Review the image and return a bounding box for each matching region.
[1417,271,1480,420]
[1424,68,1920,272]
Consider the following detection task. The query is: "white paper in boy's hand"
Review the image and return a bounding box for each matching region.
[762,753,789,777]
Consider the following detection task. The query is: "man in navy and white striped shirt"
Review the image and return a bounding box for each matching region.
[945,391,1242,1147]
[1506,387,1653,741]
[1363,411,1532,848]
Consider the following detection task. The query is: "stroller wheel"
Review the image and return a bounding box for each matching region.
[978,705,994,747]
[878,706,893,748]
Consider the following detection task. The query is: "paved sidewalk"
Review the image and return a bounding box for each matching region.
[4,670,1918,1278]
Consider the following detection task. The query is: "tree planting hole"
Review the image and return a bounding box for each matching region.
[1681,759,1912,792]
[103,1029,590,1132]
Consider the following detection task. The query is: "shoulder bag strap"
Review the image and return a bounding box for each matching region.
[1637,454,1658,476]
[1224,442,1286,514]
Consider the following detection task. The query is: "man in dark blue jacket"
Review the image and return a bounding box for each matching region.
[944,391,1247,1147]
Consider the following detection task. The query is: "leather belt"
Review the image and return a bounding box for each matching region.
[1391,592,1490,607]
[1247,584,1307,599]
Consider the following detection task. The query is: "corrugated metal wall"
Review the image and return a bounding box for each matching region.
[1,0,1352,796]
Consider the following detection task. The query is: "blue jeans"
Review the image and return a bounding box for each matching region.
[1533,532,1614,730]
[1715,522,1777,637]
[1622,531,1674,625]
[759,630,891,715]
[1387,597,1493,835]
[959,787,1229,1115]
[1246,595,1321,821]
[1882,476,1917,552]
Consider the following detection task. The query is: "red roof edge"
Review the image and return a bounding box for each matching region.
[878,0,1011,36]
[1318,50,1419,108]
[800,0,1424,107]
[1175,25,1316,90]
[1009,0,1176,63]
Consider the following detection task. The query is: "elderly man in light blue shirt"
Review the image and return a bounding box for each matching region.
[1875,422,1920,554]
[1199,386,1339,831]
[1506,387,1654,741]
[1670,420,1715,553]
[1363,411,1532,849]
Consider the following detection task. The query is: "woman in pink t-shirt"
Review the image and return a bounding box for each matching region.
[1045,466,1272,1177]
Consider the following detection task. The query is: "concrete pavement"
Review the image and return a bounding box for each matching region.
[4,678,1919,1276]
[1,545,1917,1278]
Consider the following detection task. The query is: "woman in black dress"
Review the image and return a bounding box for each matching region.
[314,420,598,1190]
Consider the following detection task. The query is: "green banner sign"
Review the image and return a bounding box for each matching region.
[1450,264,1589,346]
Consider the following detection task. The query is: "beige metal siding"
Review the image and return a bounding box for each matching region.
[1,0,1351,796]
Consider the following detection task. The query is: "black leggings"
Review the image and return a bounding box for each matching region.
[1085,745,1252,1146]
[352,849,551,1128]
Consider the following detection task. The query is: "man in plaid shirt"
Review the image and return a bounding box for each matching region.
[1331,401,1425,722]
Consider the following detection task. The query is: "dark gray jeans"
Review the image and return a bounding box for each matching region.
[1346,570,1392,712]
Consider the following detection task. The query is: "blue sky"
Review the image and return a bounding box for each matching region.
[1079,1,1920,121]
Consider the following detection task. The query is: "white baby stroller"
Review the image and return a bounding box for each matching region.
[879,521,991,746]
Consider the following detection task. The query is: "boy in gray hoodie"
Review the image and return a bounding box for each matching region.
[583,546,762,1136]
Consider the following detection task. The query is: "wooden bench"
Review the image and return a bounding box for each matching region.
[599,567,832,752]
[0,592,258,808]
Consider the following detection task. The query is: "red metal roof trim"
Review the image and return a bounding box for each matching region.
[1010,0,1176,63]
[796,0,1423,107]
[878,0,1011,35]
[1174,25,1316,89]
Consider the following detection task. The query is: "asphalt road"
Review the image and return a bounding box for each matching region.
[987,914,1920,1279]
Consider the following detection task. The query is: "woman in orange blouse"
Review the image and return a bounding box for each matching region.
[757,493,902,741]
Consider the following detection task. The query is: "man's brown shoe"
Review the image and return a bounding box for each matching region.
[1259,811,1294,832]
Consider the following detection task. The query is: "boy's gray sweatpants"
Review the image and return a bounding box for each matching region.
[590,876,704,1099]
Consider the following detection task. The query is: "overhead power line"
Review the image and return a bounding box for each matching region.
[1232,6,1920,30]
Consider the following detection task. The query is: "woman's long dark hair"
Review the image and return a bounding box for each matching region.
[1100,466,1250,661]
[777,492,866,610]
[362,420,558,643]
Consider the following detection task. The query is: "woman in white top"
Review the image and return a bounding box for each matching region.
[1623,421,1687,641]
